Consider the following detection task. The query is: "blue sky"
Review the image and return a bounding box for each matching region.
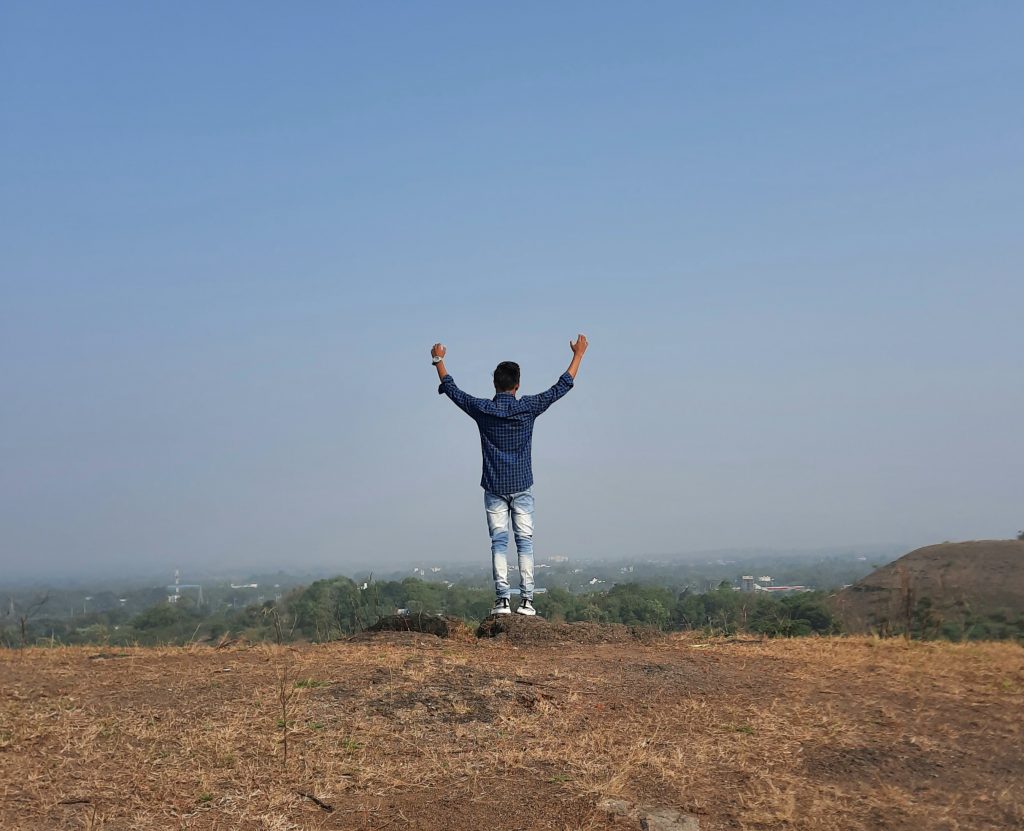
[2,3,1022,578]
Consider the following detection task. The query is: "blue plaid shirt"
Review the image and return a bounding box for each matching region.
[438,372,575,494]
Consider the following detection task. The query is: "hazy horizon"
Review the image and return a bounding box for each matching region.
[2,541,913,586]
[3,5,1022,580]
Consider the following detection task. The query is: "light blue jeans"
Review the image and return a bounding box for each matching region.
[484,488,535,600]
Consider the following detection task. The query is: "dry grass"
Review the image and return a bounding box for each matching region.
[1,634,1022,830]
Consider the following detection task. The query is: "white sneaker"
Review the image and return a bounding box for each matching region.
[491,597,512,616]
[516,598,538,616]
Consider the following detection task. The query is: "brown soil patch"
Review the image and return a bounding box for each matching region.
[476,614,665,644]
[1,637,1021,830]
[361,613,476,641]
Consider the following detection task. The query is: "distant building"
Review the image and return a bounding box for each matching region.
[167,570,203,605]
[740,574,809,594]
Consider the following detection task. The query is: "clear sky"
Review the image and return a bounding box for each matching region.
[2,3,1022,580]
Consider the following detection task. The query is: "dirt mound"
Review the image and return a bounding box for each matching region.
[834,539,1024,634]
[361,613,475,641]
[476,614,664,645]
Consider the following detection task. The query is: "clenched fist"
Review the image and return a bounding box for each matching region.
[431,343,446,359]
[570,334,588,355]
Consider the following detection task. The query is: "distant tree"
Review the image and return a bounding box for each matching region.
[132,603,190,630]
[288,577,364,640]
[1017,530,1023,541]
[17,593,49,646]
[535,587,574,622]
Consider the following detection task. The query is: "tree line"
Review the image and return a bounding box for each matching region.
[4,576,841,646]
[8,575,1021,648]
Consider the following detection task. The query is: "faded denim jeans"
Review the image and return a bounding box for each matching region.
[484,487,535,600]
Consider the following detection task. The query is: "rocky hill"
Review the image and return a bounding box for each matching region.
[834,539,1024,636]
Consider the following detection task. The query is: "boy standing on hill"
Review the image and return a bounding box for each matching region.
[431,335,589,616]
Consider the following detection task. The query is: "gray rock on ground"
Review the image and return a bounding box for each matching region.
[599,798,700,831]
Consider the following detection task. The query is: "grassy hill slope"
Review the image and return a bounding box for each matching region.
[2,634,1022,830]
[834,540,1024,637]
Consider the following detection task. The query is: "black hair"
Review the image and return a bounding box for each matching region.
[493,361,520,392]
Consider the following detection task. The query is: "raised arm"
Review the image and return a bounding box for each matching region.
[567,333,588,378]
[431,342,448,381]
[523,334,588,415]
[432,342,486,418]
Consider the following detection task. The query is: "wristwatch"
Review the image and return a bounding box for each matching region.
[431,355,443,365]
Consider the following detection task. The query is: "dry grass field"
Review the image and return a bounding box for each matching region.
[2,631,1022,830]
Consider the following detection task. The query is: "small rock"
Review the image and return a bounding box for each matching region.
[641,806,700,831]
[599,798,699,831]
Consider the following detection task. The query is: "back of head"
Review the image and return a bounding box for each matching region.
[493,361,520,392]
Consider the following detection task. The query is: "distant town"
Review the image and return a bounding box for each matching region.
[2,548,893,646]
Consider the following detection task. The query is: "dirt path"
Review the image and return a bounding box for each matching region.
[2,635,1022,830]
